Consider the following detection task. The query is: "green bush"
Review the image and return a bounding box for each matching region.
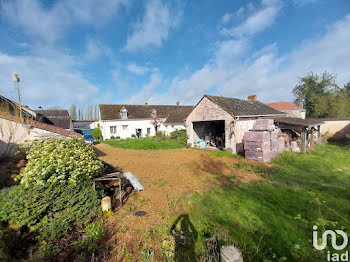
[170,130,187,145]
[0,181,103,240]
[16,138,103,187]
[92,126,102,140]
[74,221,105,250]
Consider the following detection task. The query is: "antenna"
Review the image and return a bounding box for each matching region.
[13,73,23,123]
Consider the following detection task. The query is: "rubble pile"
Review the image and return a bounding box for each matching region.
[243,119,288,162]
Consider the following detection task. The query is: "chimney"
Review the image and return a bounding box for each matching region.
[176,101,180,106]
[247,95,257,101]
[145,103,148,105]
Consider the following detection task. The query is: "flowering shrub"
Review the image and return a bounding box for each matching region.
[16,138,103,187]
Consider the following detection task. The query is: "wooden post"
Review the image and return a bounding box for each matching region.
[310,128,314,147]
[300,130,306,153]
[317,125,321,143]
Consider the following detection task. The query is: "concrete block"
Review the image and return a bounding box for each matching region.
[270,129,281,140]
[221,245,243,262]
[244,141,270,151]
[277,137,285,153]
[270,139,278,151]
[251,124,276,131]
[245,150,273,162]
[243,131,270,142]
[101,196,112,212]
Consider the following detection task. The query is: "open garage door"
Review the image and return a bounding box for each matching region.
[193,120,225,149]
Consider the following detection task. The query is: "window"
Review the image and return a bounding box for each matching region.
[120,108,128,119]
[147,128,151,135]
[110,126,117,134]
[122,125,128,131]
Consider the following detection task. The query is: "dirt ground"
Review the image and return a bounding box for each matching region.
[94,144,263,261]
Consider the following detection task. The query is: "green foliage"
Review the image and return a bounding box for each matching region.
[183,144,350,261]
[102,137,185,150]
[75,221,105,250]
[16,138,103,187]
[170,130,187,145]
[0,181,103,240]
[162,238,175,262]
[92,125,102,140]
[293,72,350,118]
[156,131,166,137]
[211,151,242,158]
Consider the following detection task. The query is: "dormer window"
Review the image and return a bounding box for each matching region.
[120,107,128,119]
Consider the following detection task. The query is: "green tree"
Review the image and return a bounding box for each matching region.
[92,124,102,140]
[292,72,348,118]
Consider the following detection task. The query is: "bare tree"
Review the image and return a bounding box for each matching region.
[70,104,77,120]
[150,109,164,133]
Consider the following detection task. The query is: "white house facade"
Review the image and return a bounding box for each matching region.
[98,104,193,140]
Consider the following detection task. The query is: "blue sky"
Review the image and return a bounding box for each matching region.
[0,0,349,109]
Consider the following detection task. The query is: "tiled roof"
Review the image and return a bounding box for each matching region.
[34,109,71,129]
[266,102,303,111]
[204,95,286,117]
[164,107,194,124]
[99,104,194,122]
[34,109,70,117]
[273,117,324,127]
[0,112,82,138]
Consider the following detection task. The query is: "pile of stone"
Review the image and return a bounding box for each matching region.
[243,119,286,162]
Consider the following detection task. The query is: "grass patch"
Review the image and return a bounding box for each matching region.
[102,137,185,150]
[157,181,165,187]
[211,151,242,158]
[172,144,350,262]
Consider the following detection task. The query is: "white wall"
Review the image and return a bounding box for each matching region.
[100,119,157,139]
[100,118,186,140]
[159,124,186,136]
[0,117,64,156]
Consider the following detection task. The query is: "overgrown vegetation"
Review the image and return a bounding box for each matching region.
[0,138,105,261]
[102,131,186,150]
[175,144,350,261]
[170,130,187,146]
[293,72,350,118]
[16,138,103,187]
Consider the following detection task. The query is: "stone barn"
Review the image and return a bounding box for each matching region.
[186,95,286,154]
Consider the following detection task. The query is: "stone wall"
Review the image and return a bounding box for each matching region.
[186,97,259,154]
[186,97,234,149]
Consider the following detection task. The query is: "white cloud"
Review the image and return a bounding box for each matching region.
[124,0,183,52]
[84,39,113,61]
[1,0,130,43]
[222,0,282,37]
[221,13,234,24]
[0,47,102,108]
[221,7,246,24]
[126,63,149,75]
[128,13,350,105]
[125,73,163,104]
